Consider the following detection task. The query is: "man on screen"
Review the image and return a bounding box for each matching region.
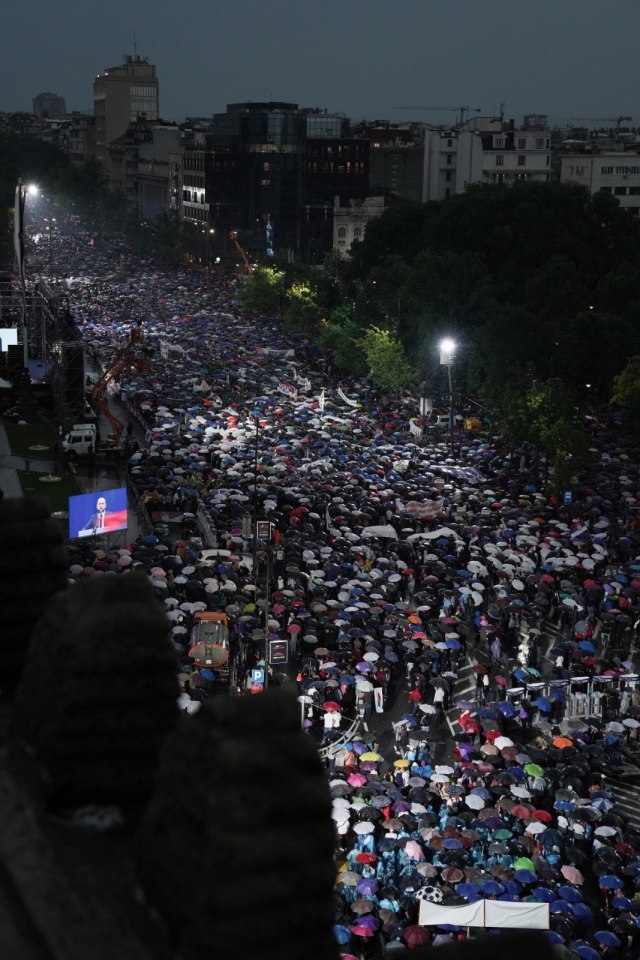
[80,495,129,536]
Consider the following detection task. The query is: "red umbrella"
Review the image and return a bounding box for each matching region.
[483,729,502,740]
[473,664,487,675]
[355,852,377,864]
[324,701,341,712]
[351,925,375,938]
[287,623,301,633]
[511,805,532,819]
[404,925,430,947]
[532,809,553,823]
[494,675,508,687]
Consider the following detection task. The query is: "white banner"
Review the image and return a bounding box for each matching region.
[419,899,549,929]
[299,377,312,392]
[419,900,485,928]
[485,900,549,929]
[159,339,185,359]
[277,381,298,400]
[338,387,359,408]
[396,498,444,518]
[374,687,384,713]
[409,419,423,439]
[318,389,325,412]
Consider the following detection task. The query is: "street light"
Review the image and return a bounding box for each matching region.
[14,180,39,369]
[44,217,56,282]
[439,338,456,455]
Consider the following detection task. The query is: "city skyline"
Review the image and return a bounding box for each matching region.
[2,0,638,127]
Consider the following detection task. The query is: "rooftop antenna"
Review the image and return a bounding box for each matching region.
[132,31,139,60]
[499,102,506,123]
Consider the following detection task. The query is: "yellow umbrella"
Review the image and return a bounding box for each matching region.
[360,752,382,762]
[394,759,410,768]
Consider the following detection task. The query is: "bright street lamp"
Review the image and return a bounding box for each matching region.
[438,338,456,455]
[14,180,39,369]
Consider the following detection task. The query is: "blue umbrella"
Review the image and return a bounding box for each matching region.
[558,886,582,903]
[533,887,557,903]
[200,668,216,682]
[535,696,552,712]
[551,901,575,915]
[598,875,623,889]
[479,881,504,896]
[593,931,621,949]
[457,883,480,899]
[514,870,537,884]
[611,895,633,911]
[544,931,565,945]
[333,924,352,945]
[573,947,599,960]
[572,904,593,923]
[498,702,516,717]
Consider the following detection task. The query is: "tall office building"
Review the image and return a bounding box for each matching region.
[93,55,159,173]
[33,92,66,118]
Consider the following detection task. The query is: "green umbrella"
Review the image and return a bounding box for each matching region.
[493,829,512,840]
[524,763,545,778]
[514,857,536,872]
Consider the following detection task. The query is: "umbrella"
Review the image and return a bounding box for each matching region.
[403,925,430,947]
[599,875,623,889]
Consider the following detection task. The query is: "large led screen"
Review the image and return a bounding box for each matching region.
[68,486,128,539]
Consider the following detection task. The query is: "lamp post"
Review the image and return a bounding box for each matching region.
[44,217,56,283]
[439,338,456,456]
[14,181,38,369]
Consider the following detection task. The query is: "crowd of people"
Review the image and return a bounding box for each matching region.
[29,217,640,958]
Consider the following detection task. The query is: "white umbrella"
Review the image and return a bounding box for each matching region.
[362,525,399,540]
[494,737,514,750]
[353,821,375,835]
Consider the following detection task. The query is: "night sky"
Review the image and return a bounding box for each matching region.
[2,0,638,126]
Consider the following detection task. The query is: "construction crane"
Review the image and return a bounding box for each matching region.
[89,322,151,450]
[229,230,253,276]
[569,116,632,129]
[393,105,483,125]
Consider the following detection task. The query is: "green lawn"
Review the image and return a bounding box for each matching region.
[17,470,79,514]
[3,421,58,458]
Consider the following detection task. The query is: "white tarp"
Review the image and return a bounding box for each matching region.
[485,900,549,929]
[419,899,549,929]
[418,900,485,928]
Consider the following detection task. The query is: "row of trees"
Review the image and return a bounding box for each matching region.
[239,181,640,486]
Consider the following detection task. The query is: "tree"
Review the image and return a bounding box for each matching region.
[239,265,285,315]
[283,282,320,334]
[357,326,417,393]
[610,355,640,439]
[317,305,367,374]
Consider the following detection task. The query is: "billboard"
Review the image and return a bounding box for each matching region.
[0,328,19,352]
[68,486,128,539]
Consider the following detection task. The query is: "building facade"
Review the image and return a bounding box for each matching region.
[333,196,385,257]
[206,102,369,261]
[422,128,484,202]
[560,154,640,215]
[93,56,159,180]
[33,92,66,118]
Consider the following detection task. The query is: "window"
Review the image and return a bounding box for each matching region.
[446,171,452,182]
[615,186,627,195]
[600,187,613,193]
[629,187,640,195]
[446,154,453,164]
[495,155,504,166]
[260,179,271,187]
[447,139,453,147]
[337,227,346,238]
[517,137,526,149]
[354,227,362,238]
[517,155,526,166]
[494,137,505,149]
[601,166,614,175]
[535,138,544,149]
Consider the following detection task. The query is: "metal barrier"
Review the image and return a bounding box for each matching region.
[318,714,362,759]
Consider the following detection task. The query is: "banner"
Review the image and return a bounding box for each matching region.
[338,387,359,408]
[277,381,298,400]
[159,339,185,359]
[318,389,325,412]
[485,900,549,929]
[374,687,384,713]
[299,377,312,392]
[418,900,485,928]
[409,419,423,439]
[418,899,549,929]
[396,498,444,518]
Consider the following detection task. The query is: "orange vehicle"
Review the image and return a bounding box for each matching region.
[189,612,234,684]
